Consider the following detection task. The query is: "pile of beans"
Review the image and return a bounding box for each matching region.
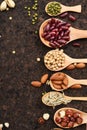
[55,109,83,128]
[44,49,65,71]
[42,18,70,48]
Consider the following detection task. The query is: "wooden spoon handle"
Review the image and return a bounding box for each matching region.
[74,79,87,85]
[65,96,87,101]
[72,58,87,63]
[61,5,81,13]
[70,27,87,40]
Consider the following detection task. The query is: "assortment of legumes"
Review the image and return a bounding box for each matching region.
[42,18,70,48]
[44,49,65,71]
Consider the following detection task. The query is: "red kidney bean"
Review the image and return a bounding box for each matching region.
[50,36,55,40]
[49,42,57,48]
[73,112,80,119]
[64,30,70,35]
[60,31,64,37]
[52,28,58,32]
[62,26,69,30]
[58,39,66,44]
[68,14,76,21]
[43,24,49,32]
[62,36,70,41]
[73,43,80,47]
[44,34,51,40]
[49,31,56,36]
[59,12,68,18]
[56,22,67,28]
[66,23,71,27]
[50,26,55,31]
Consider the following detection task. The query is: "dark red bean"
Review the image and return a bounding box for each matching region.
[52,28,58,32]
[42,32,47,38]
[62,26,69,30]
[50,26,55,31]
[43,24,50,32]
[44,34,51,40]
[59,12,68,18]
[64,30,70,35]
[50,36,55,40]
[68,14,76,21]
[66,23,71,27]
[49,31,56,36]
[60,31,64,37]
[49,42,56,48]
[58,39,66,44]
[73,43,80,47]
[56,22,67,28]
[62,36,70,41]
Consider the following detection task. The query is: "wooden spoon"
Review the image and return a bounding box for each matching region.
[39,18,87,48]
[54,107,87,128]
[45,2,81,16]
[50,74,87,91]
[44,51,87,71]
[42,91,87,107]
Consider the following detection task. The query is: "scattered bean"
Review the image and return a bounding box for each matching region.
[68,14,76,21]
[73,43,80,47]
[59,12,68,18]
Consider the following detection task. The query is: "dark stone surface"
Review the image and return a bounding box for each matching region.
[0,0,87,130]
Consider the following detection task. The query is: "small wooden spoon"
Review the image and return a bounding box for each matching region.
[50,74,87,91]
[45,2,81,16]
[44,51,87,71]
[39,18,87,48]
[42,91,87,107]
[54,107,87,128]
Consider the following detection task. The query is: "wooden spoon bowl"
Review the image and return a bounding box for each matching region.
[54,107,87,128]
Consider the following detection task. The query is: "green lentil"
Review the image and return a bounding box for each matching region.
[46,2,62,16]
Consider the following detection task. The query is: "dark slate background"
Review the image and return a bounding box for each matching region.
[0,0,87,130]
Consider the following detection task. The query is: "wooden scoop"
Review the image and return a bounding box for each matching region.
[50,74,87,91]
[39,18,87,48]
[45,2,81,16]
[42,91,87,107]
[54,107,87,128]
[44,52,87,71]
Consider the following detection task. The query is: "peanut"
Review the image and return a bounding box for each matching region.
[66,64,75,70]
[50,72,65,81]
[75,63,86,69]
[71,84,82,89]
[31,81,42,87]
[52,80,62,85]
[63,77,68,86]
[41,74,48,84]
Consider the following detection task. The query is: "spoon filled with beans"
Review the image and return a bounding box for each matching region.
[45,1,81,16]
[54,107,87,128]
[44,49,87,71]
[39,18,87,48]
[50,72,87,91]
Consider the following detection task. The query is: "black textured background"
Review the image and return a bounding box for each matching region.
[0,0,87,130]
